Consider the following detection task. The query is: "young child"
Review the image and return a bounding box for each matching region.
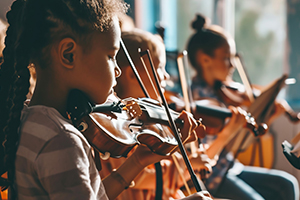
[100,28,248,200]
[0,1,211,200]
[187,14,299,200]
[100,28,211,200]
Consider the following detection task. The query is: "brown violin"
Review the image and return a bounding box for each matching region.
[66,89,205,158]
[215,79,300,123]
[164,90,268,137]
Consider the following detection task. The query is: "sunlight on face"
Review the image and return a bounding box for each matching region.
[77,17,121,104]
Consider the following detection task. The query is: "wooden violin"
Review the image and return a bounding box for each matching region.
[165,90,268,137]
[214,53,300,123]
[66,89,205,158]
[215,79,300,123]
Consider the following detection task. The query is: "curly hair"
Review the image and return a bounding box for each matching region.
[0,0,127,198]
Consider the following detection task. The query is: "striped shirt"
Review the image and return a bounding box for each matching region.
[15,105,108,200]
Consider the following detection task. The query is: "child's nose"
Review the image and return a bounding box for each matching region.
[115,65,122,78]
[163,71,170,81]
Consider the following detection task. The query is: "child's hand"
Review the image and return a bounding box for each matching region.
[178,110,204,144]
[189,144,212,176]
[131,110,203,167]
[219,106,247,139]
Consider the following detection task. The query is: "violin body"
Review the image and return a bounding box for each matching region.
[214,80,253,107]
[76,113,137,158]
[66,89,185,158]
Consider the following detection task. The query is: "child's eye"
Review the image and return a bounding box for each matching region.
[108,55,116,61]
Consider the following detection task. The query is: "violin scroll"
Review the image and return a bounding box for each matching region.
[243,114,268,137]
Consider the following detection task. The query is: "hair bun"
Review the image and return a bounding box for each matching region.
[191,14,206,32]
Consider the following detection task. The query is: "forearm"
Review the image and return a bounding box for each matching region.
[206,132,231,159]
[131,165,157,189]
[102,152,145,199]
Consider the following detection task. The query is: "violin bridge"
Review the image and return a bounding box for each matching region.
[124,100,143,118]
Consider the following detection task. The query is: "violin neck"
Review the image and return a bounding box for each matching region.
[195,104,232,119]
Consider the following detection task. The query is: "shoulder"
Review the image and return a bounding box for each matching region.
[15,105,103,198]
[17,105,91,162]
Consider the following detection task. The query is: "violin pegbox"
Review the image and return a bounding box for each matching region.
[123,99,143,119]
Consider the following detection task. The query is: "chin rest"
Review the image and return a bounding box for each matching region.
[282,140,300,169]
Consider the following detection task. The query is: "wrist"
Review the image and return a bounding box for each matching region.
[110,170,135,189]
[130,150,147,170]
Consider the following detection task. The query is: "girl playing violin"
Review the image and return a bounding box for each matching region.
[0,1,211,200]
[102,27,249,200]
[187,14,299,200]
[100,28,211,200]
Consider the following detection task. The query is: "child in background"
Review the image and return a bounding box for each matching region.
[187,14,299,200]
[0,1,211,200]
[99,28,247,200]
[101,28,212,200]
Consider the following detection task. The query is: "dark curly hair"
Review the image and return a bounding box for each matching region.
[0,0,127,198]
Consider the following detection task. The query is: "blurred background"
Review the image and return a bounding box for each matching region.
[1,0,300,194]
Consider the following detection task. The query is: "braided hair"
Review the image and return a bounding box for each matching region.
[0,0,127,198]
[187,14,228,77]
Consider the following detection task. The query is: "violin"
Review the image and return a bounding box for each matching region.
[215,54,300,168]
[213,80,253,107]
[66,89,205,158]
[214,63,300,123]
[164,90,268,137]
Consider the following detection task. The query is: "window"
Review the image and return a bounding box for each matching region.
[127,0,299,108]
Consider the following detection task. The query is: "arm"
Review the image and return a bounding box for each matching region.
[102,145,164,199]
[102,110,209,200]
[35,133,104,200]
[205,106,247,160]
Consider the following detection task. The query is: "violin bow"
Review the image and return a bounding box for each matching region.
[216,54,286,193]
[120,39,164,200]
[203,54,256,193]
[230,54,271,162]
[177,51,208,182]
[139,49,204,192]
[120,39,151,98]
[233,53,255,103]
[138,49,193,195]
[177,51,199,153]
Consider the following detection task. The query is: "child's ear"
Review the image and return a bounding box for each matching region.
[196,50,212,68]
[58,38,77,69]
[124,66,136,81]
